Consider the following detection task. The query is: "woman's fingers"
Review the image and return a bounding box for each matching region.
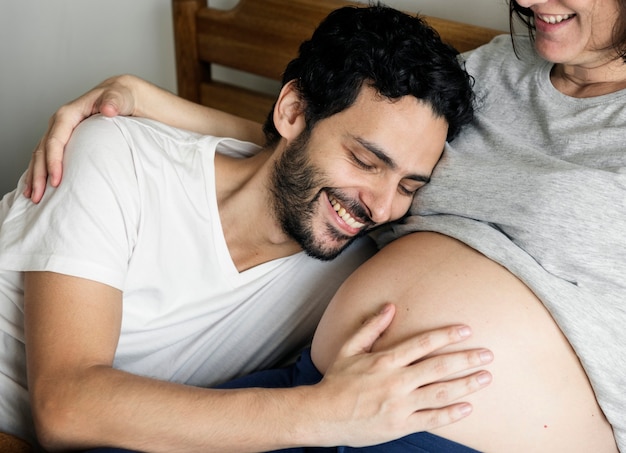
[24,77,136,203]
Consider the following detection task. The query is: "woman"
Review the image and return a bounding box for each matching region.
[24,0,625,451]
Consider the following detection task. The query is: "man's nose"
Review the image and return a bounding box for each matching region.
[364,184,396,225]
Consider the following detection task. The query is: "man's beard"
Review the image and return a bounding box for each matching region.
[269,130,370,261]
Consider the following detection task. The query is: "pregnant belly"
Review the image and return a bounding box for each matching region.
[312,231,617,453]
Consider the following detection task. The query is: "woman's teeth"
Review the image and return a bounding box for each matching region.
[537,13,574,24]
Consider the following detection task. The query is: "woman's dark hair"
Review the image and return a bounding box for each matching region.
[262,3,475,146]
[509,0,626,62]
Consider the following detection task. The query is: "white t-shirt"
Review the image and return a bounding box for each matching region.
[0,116,376,443]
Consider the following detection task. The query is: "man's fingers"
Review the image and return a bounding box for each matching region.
[316,319,494,446]
[338,303,396,357]
[411,347,494,388]
[407,402,474,432]
[410,366,493,407]
[405,369,493,431]
[365,324,476,371]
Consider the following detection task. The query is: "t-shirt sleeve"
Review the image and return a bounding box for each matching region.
[0,116,140,289]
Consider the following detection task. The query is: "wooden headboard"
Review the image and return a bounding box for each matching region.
[172,0,504,123]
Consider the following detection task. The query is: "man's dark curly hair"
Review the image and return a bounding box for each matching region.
[262,3,475,146]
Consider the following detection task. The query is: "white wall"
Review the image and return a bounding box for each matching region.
[0,0,176,196]
[0,0,509,197]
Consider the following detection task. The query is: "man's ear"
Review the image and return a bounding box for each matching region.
[273,80,306,140]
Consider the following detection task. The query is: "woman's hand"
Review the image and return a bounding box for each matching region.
[24,75,265,204]
[24,76,137,203]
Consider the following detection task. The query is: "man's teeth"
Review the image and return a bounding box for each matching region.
[330,197,365,229]
[537,13,573,24]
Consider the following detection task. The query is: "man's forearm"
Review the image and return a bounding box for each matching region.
[31,365,326,452]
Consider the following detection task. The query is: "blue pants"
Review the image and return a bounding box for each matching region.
[84,349,480,453]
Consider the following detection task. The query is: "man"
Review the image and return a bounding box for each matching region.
[0,5,490,452]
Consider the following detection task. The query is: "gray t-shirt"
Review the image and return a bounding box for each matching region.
[380,35,626,450]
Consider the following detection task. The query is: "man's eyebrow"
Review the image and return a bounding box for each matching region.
[353,136,431,183]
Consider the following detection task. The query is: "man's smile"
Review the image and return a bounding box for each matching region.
[327,193,367,233]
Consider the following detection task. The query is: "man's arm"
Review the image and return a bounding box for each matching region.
[24,271,490,453]
[26,271,321,453]
[25,74,264,203]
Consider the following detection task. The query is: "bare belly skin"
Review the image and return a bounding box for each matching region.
[311,232,617,452]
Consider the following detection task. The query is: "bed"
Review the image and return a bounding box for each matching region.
[172,0,504,123]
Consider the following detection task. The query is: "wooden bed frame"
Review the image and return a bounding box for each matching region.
[172,0,504,123]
